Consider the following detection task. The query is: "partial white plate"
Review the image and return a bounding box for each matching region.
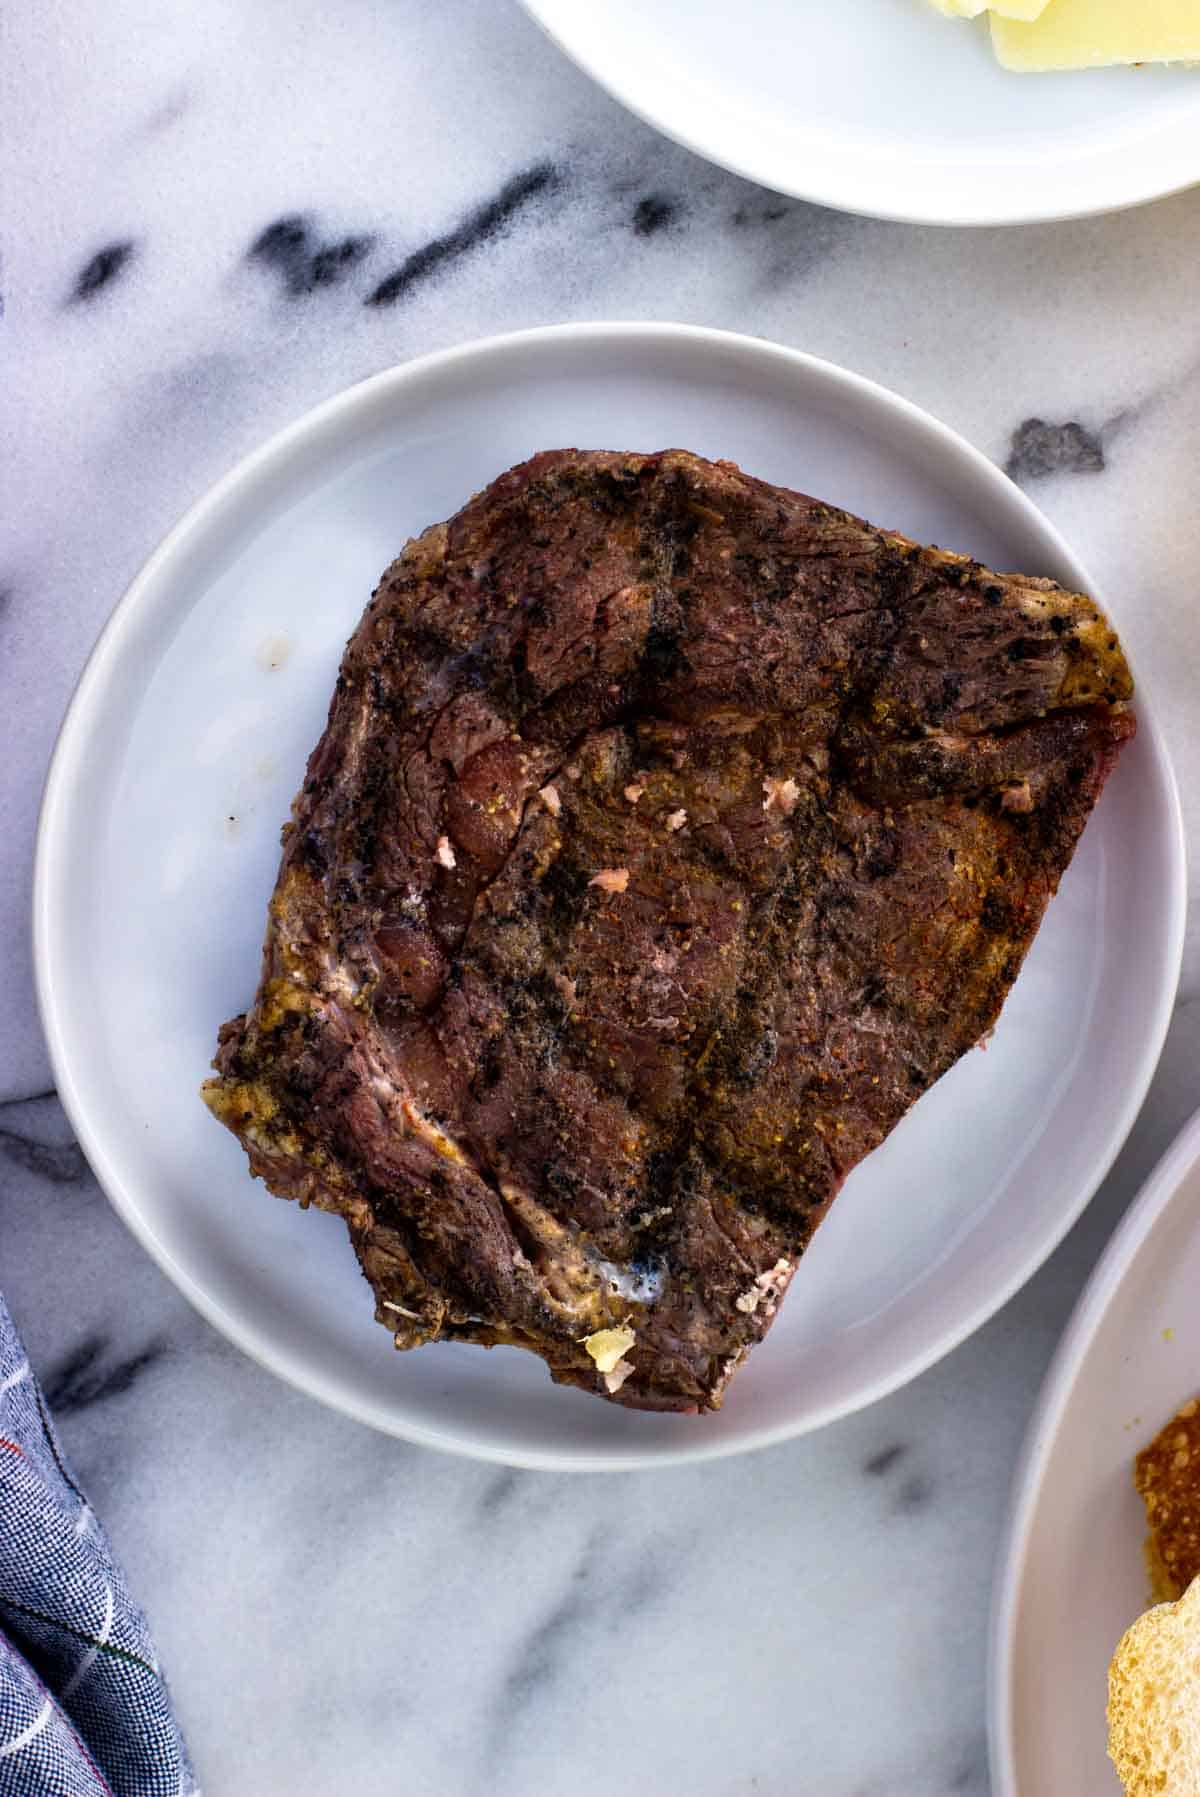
[990,1106,1200,1795]
[34,323,1184,1470]
[521,0,1200,225]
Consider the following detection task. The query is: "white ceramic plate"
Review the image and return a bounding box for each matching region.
[35,323,1184,1470]
[990,1106,1200,1795]
[522,0,1200,226]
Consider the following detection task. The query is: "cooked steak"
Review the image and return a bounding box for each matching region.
[203,448,1133,1412]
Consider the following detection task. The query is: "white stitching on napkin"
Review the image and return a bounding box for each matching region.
[62,1582,114,1699]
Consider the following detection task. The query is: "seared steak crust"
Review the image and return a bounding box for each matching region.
[204,449,1133,1412]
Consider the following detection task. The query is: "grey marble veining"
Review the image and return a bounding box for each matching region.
[4,1,1200,1791]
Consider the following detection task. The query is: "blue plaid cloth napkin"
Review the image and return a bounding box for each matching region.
[0,1295,196,1795]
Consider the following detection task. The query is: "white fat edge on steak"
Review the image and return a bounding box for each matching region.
[364,1012,665,1307]
[734,1257,793,1318]
[359,1080,667,1334]
[319,953,364,1008]
[581,1324,637,1394]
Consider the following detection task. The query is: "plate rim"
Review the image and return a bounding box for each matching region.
[986,1102,1200,1796]
[32,320,1187,1471]
[519,0,1200,227]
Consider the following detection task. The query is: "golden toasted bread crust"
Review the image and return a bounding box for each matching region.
[1109,1577,1200,1795]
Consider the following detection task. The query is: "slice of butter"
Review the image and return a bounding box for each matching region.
[992,0,1200,70]
[581,1326,636,1376]
[928,0,1050,19]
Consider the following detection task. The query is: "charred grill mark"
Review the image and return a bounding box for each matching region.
[979,892,1008,932]
[639,621,689,684]
[861,832,900,880]
[299,829,329,875]
[538,853,591,934]
[859,974,887,1012]
[581,464,644,518]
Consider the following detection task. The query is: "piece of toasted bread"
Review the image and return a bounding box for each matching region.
[1108,1575,1200,1795]
[1136,1396,1200,1602]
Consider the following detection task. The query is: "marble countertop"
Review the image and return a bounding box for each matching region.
[4,3,1200,1791]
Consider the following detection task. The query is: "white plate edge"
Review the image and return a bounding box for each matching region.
[31,320,1188,1471]
[518,0,1200,227]
[986,1102,1200,1796]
